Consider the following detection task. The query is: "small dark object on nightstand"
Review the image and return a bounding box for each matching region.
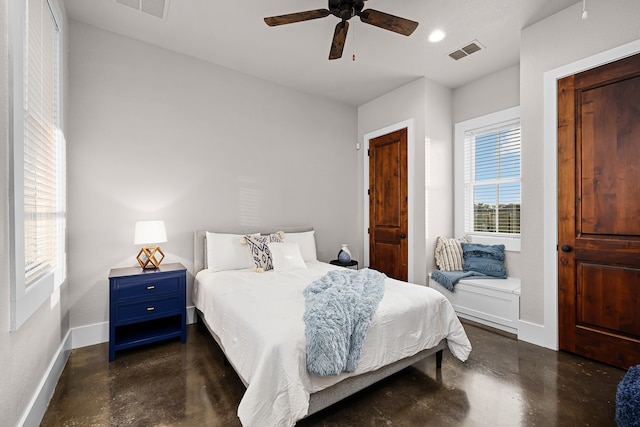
[329,259,358,270]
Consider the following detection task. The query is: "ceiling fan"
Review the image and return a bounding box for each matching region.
[264,0,419,60]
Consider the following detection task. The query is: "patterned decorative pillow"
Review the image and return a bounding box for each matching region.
[242,231,285,272]
[268,231,284,243]
[434,235,471,271]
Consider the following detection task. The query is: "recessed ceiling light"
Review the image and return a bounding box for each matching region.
[428,29,446,43]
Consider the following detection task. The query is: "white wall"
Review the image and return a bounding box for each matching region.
[0,1,72,425]
[424,79,455,277]
[520,0,640,328]
[453,64,520,123]
[357,77,453,285]
[452,64,521,278]
[67,21,358,328]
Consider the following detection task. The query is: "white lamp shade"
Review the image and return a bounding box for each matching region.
[134,221,167,245]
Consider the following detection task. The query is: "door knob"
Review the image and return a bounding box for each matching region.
[561,245,572,253]
[400,234,406,239]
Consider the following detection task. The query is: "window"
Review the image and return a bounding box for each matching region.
[465,121,521,234]
[9,0,66,330]
[455,107,520,251]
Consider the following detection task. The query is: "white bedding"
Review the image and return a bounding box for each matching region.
[194,261,472,427]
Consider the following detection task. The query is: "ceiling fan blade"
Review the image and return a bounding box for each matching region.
[358,9,419,36]
[264,9,330,26]
[329,21,349,60]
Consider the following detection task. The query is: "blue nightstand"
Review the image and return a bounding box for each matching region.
[109,263,187,361]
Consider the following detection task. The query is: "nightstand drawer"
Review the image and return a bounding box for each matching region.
[116,296,181,324]
[115,276,181,300]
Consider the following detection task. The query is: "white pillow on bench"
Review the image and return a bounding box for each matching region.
[434,235,471,271]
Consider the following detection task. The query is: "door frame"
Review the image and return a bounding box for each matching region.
[537,39,640,350]
[363,119,415,283]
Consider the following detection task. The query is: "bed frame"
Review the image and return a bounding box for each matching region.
[193,228,445,417]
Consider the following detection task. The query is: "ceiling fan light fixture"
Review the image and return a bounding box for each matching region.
[428,29,446,43]
[264,0,419,60]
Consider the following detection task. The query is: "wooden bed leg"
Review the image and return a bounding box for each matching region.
[436,349,443,369]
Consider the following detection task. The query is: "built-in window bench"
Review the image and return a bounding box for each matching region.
[429,275,521,335]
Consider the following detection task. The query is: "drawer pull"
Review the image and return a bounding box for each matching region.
[147,307,155,312]
[147,285,155,290]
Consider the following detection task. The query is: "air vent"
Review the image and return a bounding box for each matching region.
[115,0,169,19]
[448,40,484,61]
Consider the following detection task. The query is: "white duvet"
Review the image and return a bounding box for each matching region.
[193,261,471,427]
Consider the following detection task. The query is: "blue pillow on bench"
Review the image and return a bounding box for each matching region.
[461,243,507,278]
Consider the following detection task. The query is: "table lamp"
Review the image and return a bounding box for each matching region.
[134,220,167,269]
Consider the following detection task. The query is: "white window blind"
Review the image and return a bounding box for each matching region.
[10,0,65,330]
[24,0,59,286]
[464,120,521,235]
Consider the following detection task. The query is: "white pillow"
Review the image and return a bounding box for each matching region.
[268,242,307,272]
[206,232,256,271]
[434,235,471,271]
[283,230,317,262]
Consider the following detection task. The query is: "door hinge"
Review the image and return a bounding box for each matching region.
[367,228,370,234]
[367,189,370,196]
[367,149,370,156]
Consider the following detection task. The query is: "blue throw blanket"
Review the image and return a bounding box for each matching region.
[303,268,385,376]
[431,269,503,292]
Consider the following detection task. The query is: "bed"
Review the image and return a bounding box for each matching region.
[193,228,472,427]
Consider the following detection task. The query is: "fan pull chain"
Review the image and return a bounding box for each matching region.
[352,27,356,61]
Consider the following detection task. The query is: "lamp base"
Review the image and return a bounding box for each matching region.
[136,246,165,269]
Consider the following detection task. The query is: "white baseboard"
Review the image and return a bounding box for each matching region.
[186,305,196,324]
[19,330,72,427]
[72,321,109,349]
[20,306,198,426]
[71,306,197,349]
[517,319,558,350]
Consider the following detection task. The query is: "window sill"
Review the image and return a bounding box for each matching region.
[11,270,54,331]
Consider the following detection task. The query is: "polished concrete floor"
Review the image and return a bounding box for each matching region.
[41,321,625,426]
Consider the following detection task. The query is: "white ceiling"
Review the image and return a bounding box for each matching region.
[64,0,580,106]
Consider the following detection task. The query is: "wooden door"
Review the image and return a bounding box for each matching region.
[558,53,640,369]
[369,128,408,281]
